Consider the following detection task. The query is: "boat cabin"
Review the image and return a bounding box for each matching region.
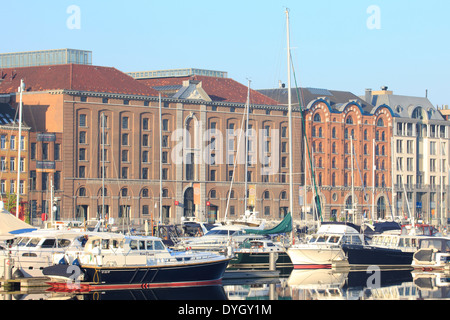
[401,224,440,236]
[84,234,168,255]
[370,234,421,252]
[413,237,450,270]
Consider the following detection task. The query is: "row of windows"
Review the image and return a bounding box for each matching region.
[312,126,387,141]
[0,157,25,172]
[30,143,60,161]
[29,171,61,191]
[313,114,385,127]
[0,180,25,195]
[0,135,26,150]
[314,172,388,188]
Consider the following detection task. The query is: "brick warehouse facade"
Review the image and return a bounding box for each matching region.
[1,65,307,226]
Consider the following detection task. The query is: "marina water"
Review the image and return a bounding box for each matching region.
[1,269,448,300]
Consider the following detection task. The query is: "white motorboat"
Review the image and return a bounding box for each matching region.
[287,222,365,269]
[43,232,230,291]
[178,224,265,253]
[412,237,450,272]
[0,230,93,278]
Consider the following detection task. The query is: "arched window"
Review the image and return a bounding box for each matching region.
[332,173,336,186]
[332,142,337,154]
[346,116,353,124]
[314,113,321,122]
[377,118,384,127]
[332,157,336,169]
[318,127,323,137]
[332,127,337,138]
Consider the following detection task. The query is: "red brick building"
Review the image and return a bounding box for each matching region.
[259,87,395,223]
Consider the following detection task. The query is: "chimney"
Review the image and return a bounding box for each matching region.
[279,80,285,89]
[365,88,372,104]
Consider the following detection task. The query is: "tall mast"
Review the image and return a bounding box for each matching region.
[286,9,294,225]
[244,80,251,212]
[16,79,25,218]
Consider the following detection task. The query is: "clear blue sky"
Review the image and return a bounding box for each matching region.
[3,0,449,106]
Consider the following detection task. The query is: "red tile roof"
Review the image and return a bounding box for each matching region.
[139,75,279,105]
[0,64,160,96]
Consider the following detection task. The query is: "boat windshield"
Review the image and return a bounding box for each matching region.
[342,235,363,245]
[204,229,239,236]
[26,238,41,248]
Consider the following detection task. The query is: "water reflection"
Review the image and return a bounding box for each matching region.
[1,270,449,300]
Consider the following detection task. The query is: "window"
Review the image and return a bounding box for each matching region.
[122,117,129,129]
[143,118,149,130]
[121,167,128,179]
[54,171,61,190]
[314,113,321,122]
[162,119,169,131]
[210,170,216,181]
[377,118,384,127]
[54,144,61,161]
[30,143,36,160]
[79,114,87,127]
[346,116,353,124]
[121,150,128,162]
[142,168,148,179]
[142,134,149,147]
[79,148,86,161]
[10,135,15,150]
[42,143,49,160]
[79,131,86,144]
[122,134,129,146]
[143,151,150,163]
[9,157,15,172]
[78,166,85,178]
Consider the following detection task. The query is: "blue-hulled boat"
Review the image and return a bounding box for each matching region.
[43,233,230,291]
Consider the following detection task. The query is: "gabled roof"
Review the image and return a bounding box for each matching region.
[0,64,160,96]
[139,75,279,105]
[258,87,375,113]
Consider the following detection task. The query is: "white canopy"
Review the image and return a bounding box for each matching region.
[0,202,37,239]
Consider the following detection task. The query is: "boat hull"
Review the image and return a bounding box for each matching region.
[287,246,345,269]
[342,244,413,268]
[81,258,230,287]
[228,251,292,270]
